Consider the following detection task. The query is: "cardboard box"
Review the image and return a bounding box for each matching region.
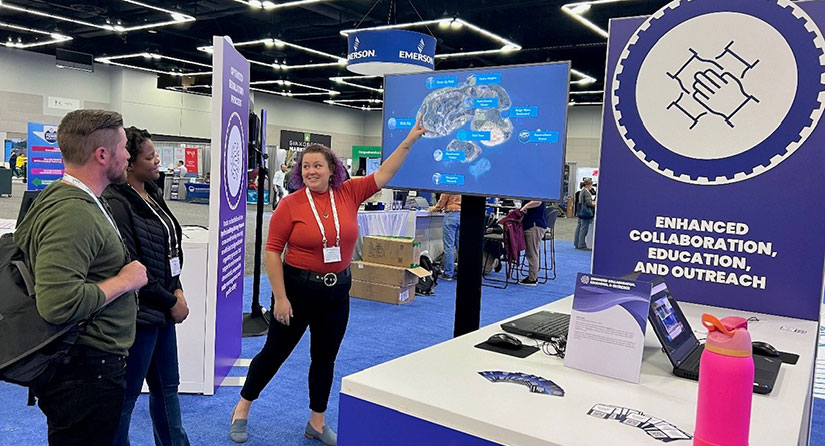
[351,261,431,287]
[362,236,421,268]
[350,280,415,305]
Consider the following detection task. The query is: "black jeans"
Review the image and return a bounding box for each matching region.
[33,345,127,446]
[241,265,350,413]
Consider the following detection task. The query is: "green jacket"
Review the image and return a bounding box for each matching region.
[14,181,137,355]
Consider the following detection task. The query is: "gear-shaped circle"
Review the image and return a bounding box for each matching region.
[612,0,825,185]
[223,111,246,211]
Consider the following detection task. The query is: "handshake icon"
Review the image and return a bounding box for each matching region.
[667,42,760,129]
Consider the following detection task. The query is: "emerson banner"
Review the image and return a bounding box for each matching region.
[592,0,825,321]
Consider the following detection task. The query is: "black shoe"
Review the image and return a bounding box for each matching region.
[518,278,538,286]
[494,259,502,272]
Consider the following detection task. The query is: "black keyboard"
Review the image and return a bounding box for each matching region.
[501,312,571,342]
[529,315,571,337]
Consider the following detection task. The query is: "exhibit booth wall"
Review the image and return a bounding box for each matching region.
[0,46,603,167]
[0,47,377,155]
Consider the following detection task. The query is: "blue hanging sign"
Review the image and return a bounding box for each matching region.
[347,29,436,75]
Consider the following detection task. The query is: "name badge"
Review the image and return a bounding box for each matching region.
[323,247,342,263]
[170,257,181,277]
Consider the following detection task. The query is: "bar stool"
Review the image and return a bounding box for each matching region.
[517,208,558,283]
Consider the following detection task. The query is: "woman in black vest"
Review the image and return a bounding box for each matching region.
[104,127,190,446]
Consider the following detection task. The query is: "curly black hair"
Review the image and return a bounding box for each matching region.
[125,126,152,163]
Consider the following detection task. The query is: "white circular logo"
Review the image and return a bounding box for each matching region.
[612,0,825,184]
[223,112,246,210]
[637,13,797,160]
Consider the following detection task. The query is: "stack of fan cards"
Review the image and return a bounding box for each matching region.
[477,371,564,396]
[587,404,692,442]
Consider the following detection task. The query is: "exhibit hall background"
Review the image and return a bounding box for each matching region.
[0,46,603,166]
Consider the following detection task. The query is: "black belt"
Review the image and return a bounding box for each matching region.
[284,263,351,287]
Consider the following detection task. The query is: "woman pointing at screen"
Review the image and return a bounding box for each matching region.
[229,117,426,445]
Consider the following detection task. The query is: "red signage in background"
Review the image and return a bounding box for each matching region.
[185,147,198,174]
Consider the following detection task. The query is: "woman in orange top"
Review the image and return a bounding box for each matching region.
[229,118,426,445]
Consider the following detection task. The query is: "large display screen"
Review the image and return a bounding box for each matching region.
[382,62,570,200]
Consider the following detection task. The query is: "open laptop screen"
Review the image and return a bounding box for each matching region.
[648,281,700,368]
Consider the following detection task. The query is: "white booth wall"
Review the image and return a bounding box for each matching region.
[0,46,604,167]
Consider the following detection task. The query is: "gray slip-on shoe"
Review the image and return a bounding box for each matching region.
[229,408,248,443]
[305,422,337,446]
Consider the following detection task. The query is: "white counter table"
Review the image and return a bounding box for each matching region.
[338,297,816,445]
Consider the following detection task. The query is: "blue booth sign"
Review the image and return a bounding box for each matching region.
[592,0,825,321]
[347,29,436,75]
[27,122,64,191]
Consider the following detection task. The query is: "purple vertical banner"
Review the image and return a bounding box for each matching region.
[208,36,250,390]
[592,0,825,321]
[26,122,64,190]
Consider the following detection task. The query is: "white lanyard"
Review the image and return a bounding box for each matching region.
[63,174,121,240]
[305,186,340,248]
[131,185,177,257]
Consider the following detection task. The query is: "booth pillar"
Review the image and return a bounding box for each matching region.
[454,195,486,337]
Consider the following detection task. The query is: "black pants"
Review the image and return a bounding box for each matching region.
[33,345,127,446]
[241,265,350,413]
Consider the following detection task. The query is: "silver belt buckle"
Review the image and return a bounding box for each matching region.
[322,272,338,287]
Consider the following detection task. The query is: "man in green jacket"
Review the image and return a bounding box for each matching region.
[14,109,148,446]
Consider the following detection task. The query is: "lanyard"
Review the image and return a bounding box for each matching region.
[305,187,340,248]
[63,174,121,240]
[131,185,178,257]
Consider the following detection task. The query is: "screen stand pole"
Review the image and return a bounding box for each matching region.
[454,195,485,337]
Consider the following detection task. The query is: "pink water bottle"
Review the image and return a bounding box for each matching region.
[694,314,754,446]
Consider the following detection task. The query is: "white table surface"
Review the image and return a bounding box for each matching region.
[341,297,817,446]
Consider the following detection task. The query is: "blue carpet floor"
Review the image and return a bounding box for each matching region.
[1,240,822,445]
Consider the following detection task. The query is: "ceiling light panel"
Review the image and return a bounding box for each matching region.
[232,0,331,10]
[0,21,72,48]
[95,53,211,76]
[324,99,382,111]
[330,75,383,93]
[198,37,344,71]
[249,79,339,97]
[0,0,194,35]
[561,0,631,39]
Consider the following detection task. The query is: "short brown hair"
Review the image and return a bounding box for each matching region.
[583,178,593,186]
[58,109,124,165]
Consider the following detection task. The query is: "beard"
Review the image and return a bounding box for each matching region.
[106,160,128,184]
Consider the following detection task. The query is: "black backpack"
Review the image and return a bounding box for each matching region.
[0,233,86,399]
[415,254,438,296]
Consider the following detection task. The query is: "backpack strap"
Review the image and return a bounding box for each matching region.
[11,260,34,296]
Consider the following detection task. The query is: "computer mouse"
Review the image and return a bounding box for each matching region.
[752,341,780,357]
[487,333,522,349]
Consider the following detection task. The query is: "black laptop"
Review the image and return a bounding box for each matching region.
[500,311,570,342]
[647,278,781,394]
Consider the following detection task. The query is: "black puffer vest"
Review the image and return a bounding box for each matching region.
[104,181,184,327]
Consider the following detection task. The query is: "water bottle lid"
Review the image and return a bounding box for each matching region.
[702,314,752,357]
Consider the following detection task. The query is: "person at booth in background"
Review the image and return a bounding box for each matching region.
[228,117,427,445]
[574,178,595,250]
[430,193,462,281]
[8,149,18,176]
[103,127,190,446]
[272,163,288,209]
[519,200,547,286]
[175,160,188,178]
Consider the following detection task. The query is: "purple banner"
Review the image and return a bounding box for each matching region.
[210,36,249,389]
[593,0,825,321]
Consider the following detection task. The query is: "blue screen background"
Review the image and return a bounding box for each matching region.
[382,62,569,200]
